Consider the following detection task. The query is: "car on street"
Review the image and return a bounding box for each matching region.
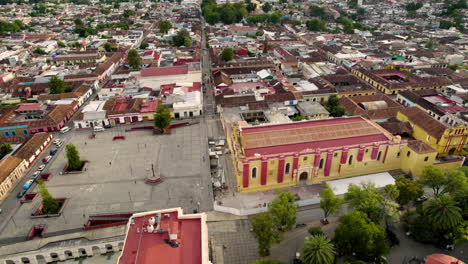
[415,196,428,203]
[53,139,61,144]
[42,155,52,163]
[38,164,46,171]
[50,149,58,156]
[22,179,34,190]
[55,141,63,147]
[31,171,41,181]
[17,190,27,198]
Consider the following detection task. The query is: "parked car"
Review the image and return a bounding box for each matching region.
[42,155,52,163]
[94,126,104,132]
[415,196,428,203]
[31,171,41,181]
[22,179,34,190]
[50,149,58,156]
[60,126,70,134]
[17,190,27,198]
[38,165,46,171]
[53,139,61,144]
[55,141,63,148]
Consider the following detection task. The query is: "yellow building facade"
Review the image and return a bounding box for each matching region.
[396,108,467,157]
[227,116,442,193]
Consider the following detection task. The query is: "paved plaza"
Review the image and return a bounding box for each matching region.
[0,123,213,240]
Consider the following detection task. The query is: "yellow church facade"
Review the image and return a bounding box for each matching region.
[226,116,449,193]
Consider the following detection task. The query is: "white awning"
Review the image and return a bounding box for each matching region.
[326,172,395,196]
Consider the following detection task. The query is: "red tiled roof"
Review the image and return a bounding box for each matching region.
[425,254,464,264]
[119,210,202,264]
[15,103,42,112]
[140,66,188,77]
[241,117,392,157]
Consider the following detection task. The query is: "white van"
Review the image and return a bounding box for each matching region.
[93,126,104,132]
[60,126,70,134]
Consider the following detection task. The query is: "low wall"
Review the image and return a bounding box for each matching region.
[433,157,465,170]
[214,197,321,216]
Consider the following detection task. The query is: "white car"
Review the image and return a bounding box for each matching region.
[55,141,63,147]
[32,171,41,177]
[38,165,46,171]
[53,139,61,144]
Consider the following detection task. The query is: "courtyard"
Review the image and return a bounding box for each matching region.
[0,123,213,240]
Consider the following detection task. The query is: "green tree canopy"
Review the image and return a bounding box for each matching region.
[320,184,343,221]
[395,177,424,206]
[334,211,388,261]
[173,29,192,47]
[345,183,385,224]
[251,212,279,256]
[139,42,149,49]
[268,190,297,232]
[418,166,467,196]
[306,19,327,31]
[426,195,463,231]
[48,76,71,94]
[127,49,142,69]
[103,42,113,52]
[66,143,82,171]
[262,2,272,12]
[221,48,234,61]
[302,234,335,264]
[0,142,13,159]
[33,48,47,55]
[57,41,65,48]
[38,180,59,214]
[159,20,172,34]
[154,102,171,132]
[325,95,345,117]
[74,18,84,27]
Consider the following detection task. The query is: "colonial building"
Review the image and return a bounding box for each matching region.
[0,156,28,201]
[396,107,467,156]
[227,116,442,193]
[351,68,452,95]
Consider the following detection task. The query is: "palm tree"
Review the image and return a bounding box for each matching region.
[302,235,335,264]
[425,195,462,231]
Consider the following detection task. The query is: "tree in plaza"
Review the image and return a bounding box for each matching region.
[153,102,171,133]
[262,2,272,13]
[48,76,71,94]
[425,195,463,231]
[395,177,424,206]
[251,212,279,256]
[334,211,388,262]
[418,166,445,196]
[221,48,234,61]
[301,234,335,264]
[38,180,59,214]
[381,184,400,227]
[308,226,324,237]
[319,184,343,222]
[344,183,384,224]
[441,169,468,196]
[127,49,142,69]
[268,190,297,232]
[251,259,286,264]
[159,20,172,34]
[324,95,345,117]
[103,42,113,52]
[66,143,82,171]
